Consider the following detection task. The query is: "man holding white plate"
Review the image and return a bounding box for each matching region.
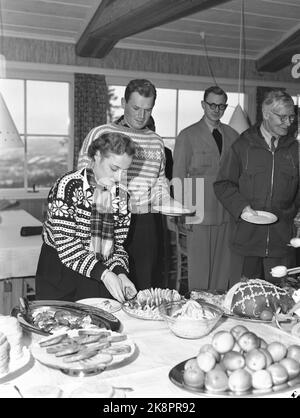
[214,90,299,285]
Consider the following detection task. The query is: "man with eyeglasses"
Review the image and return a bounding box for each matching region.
[173,85,239,292]
[214,89,299,286]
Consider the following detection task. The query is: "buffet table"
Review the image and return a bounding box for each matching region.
[0,310,299,399]
[0,210,42,314]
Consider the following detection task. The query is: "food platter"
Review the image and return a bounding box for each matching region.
[31,329,136,376]
[122,288,182,321]
[122,302,163,321]
[76,298,121,314]
[11,300,120,336]
[169,358,300,398]
[241,210,277,225]
[0,347,31,381]
[188,290,274,324]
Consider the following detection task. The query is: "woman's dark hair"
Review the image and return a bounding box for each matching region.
[87,132,136,159]
[124,79,157,105]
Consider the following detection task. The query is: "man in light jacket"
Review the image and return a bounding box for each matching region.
[173,86,239,292]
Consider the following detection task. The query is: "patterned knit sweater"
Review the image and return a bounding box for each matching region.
[78,123,170,211]
[43,168,130,280]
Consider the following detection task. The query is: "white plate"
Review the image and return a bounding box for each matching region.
[76,298,121,314]
[241,210,277,224]
[153,205,194,216]
[0,347,31,381]
[30,329,136,376]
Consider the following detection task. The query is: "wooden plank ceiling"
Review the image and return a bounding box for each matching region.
[1,0,300,72]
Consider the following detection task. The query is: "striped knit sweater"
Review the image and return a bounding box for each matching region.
[77,123,170,210]
[42,168,130,280]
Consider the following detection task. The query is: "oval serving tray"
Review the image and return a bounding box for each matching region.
[11,300,121,336]
[169,358,300,398]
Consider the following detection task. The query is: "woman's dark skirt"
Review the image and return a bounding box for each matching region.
[35,243,112,302]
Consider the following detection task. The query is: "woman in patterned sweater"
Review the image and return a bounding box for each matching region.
[35,132,137,302]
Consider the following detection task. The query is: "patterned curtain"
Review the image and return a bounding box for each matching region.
[73,73,108,168]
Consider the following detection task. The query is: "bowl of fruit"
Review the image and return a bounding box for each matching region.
[159,299,223,339]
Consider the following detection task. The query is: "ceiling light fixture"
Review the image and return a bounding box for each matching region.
[229,0,250,134]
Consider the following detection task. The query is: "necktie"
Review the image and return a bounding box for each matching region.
[270,136,276,152]
[212,128,222,155]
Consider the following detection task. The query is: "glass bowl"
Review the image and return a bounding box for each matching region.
[158,299,223,339]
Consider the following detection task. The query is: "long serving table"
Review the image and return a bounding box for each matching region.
[0,210,42,314]
[0,310,299,399]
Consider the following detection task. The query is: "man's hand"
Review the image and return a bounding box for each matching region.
[242,205,257,217]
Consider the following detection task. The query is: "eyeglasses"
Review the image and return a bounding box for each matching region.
[270,111,295,124]
[204,102,228,111]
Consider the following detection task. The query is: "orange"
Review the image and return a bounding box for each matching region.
[287,345,300,363]
[237,332,260,352]
[245,348,267,371]
[212,331,235,354]
[228,368,252,393]
[279,357,300,380]
[267,342,287,362]
[205,368,229,392]
[259,309,273,321]
[196,351,216,372]
[251,369,273,390]
[258,348,273,368]
[184,358,200,371]
[230,325,248,341]
[198,343,220,362]
[222,351,245,371]
[183,367,205,388]
[267,363,289,385]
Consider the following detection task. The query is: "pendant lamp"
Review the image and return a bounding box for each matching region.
[0,91,23,149]
[229,0,250,134]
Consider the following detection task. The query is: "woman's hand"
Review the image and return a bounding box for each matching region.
[101,270,126,302]
[118,273,137,300]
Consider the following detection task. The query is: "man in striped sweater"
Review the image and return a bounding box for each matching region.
[78,79,182,290]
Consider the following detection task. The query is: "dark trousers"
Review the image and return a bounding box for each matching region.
[35,243,112,302]
[229,250,296,288]
[125,213,162,290]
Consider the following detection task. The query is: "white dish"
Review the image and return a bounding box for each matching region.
[0,347,31,381]
[76,298,121,314]
[30,329,136,376]
[152,205,194,216]
[241,210,277,224]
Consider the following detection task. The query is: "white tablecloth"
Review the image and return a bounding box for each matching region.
[0,210,42,280]
[0,311,299,398]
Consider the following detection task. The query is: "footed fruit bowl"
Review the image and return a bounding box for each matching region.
[159,299,223,339]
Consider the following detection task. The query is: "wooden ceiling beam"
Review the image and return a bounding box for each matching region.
[76,0,231,58]
[256,29,300,72]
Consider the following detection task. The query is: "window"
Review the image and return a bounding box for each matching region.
[108,85,244,152]
[0,78,71,191]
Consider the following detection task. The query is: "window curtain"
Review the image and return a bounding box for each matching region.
[73,73,108,168]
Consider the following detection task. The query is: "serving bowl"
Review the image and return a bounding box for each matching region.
[159,299,223,339]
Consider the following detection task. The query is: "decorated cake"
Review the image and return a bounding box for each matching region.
[223,279,295,319]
